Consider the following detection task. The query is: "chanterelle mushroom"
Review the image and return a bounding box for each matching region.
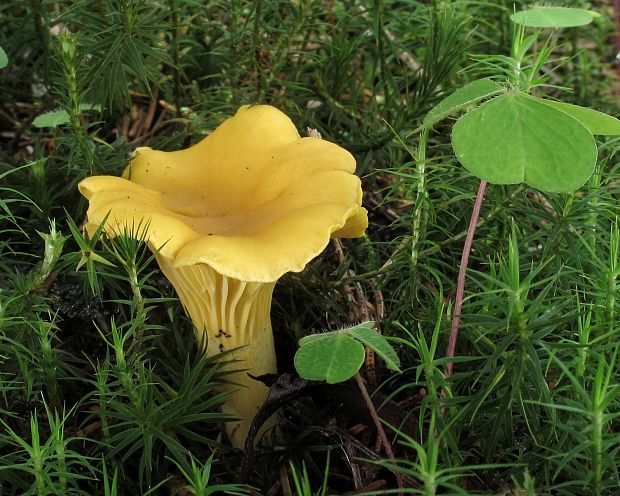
[78,105,367,448]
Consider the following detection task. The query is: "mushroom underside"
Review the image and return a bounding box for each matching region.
[157,255,277,448]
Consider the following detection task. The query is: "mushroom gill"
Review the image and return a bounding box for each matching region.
[156,257,276,447]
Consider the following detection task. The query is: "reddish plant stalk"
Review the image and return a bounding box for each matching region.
[354,372,404,493]
[446,180,487,377]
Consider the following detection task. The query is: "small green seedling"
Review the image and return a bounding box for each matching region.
[294,321,401,384]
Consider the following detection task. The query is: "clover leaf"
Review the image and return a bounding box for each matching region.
[451,92,598,193]
[421,78,504,130]
[294,321,401,384]
[510,7,597,28]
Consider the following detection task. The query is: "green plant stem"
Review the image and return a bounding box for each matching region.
[127,263,146,342]
[353,372,404,493]
[446,180,487,377]
[605,222,618,326]
[59,36,83,142]
[59,34,92,173]
[52,427,67,493]
[592,408,602,496]
[410,129,429,275]
[96,363,110,440]
[606,271,617,326]
[30,418,46,496]
[508,233,528,342]
[586,166,601,250]
[67,72,81,141]
[576,308,591,378]
[39,323,60,411]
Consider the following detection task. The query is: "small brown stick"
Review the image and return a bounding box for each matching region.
[354,372,404,493]
[119,113,130,139]
[142,87,160,133]
[127,105,143,138]
[446,180,487,377]
[370,278,385,322]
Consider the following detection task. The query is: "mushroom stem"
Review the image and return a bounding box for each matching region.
[157,256,277,448]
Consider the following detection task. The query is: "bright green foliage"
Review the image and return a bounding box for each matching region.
[295,332,365,384]
[59,0,170,112]
[536,99,620,136]
[66,212,115,297]
[0,46,7,69]
[289,453,331,496]
[32,109,74,129]
[367,412,506,495]
[451,92,597,192]
[344,323,401,372]
[421,78,504,129]
[536,348,620,495]
[295,322,401,384]
[510,7,597,28]
[101,460,119,496]
[167,454,250,495]
[32,104,101,128]
[34,221,67,286]
[0,405,97,494]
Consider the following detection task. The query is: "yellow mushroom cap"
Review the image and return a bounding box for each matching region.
[78,105,368,281]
